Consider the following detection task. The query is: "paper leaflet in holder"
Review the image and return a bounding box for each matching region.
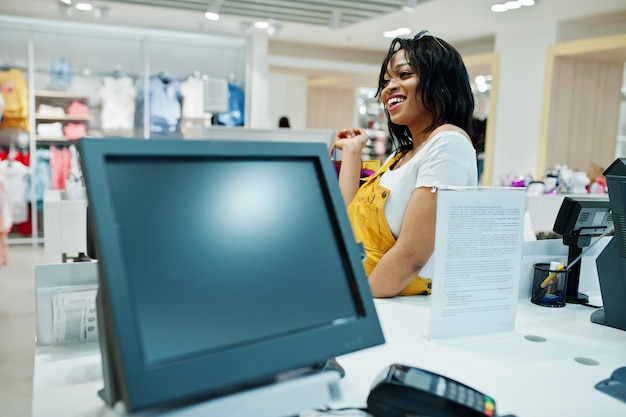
[552,196,613,304]
[78,138,385,416]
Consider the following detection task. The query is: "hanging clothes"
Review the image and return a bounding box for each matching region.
[49,146,72,190]
[179,74,205,119]
[216,82,244,126]
[97,75,137,133]
[0,157,30,225]
[0,68,29,131]
[0,162,12,232]
[49,58,74,89]
[145,75,182,135]
[33,148,52,209]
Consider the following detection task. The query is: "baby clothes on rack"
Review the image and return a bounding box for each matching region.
[0,162,11,232]
[216,82,244,126]
[37,122,64,140]
[49,146,72,190]
[0,162,8,266]
[147,75,181,135]
[179,75,205,119]
[37,104,66,118]
[0,68,29,131]
[63,123,87,140]
[67,100,89,117]
[0,157,30,225]
[97,75,137,133]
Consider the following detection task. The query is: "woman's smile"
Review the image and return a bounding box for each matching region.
[387,94,406,112]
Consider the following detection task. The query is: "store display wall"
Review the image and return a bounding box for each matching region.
[0,17,250,244]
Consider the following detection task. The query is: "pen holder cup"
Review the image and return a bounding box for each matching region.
[531,263,568,308]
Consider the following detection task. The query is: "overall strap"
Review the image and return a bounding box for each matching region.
[360,151,404,186]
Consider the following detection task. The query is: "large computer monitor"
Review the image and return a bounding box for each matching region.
[78,138,385,413]
[592,158,626,331]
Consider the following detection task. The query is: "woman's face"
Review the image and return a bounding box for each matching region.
[381,50,427,130]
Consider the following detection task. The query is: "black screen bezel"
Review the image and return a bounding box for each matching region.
[79,138,384,412]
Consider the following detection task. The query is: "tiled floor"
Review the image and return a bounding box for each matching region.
[0,243,46,417]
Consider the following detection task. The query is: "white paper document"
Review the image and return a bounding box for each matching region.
[429,187,526,340]
[52,289,98,344]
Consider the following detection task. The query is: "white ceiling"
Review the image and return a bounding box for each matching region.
[104,0,407,28]
[1,0,625,52]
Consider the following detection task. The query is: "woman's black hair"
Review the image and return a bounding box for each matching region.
[376,35,475,153]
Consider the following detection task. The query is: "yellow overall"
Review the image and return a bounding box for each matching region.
[347,153,432,296]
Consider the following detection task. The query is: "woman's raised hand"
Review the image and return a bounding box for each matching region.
[333,128,369,151]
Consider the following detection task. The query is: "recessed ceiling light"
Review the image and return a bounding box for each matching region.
[254,21,270,29]
[205,11,220,21]
[491,4,508,12]
[491,0,535,12]
[383,27,412,38]
[75,2,94,12]
[505,1,522,9]
[60,0,72,5]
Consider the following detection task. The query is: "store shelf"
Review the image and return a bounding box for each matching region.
[36,136,81,144]
[35,115,91,121]
[35,92,91,143]
[35,91,90,100]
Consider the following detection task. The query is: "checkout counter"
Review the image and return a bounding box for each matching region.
[31,247,626,417]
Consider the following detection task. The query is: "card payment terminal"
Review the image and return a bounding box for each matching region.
[367,364,498,417]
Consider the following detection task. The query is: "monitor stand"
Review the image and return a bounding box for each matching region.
[592,238,626,331]
[563,235,590,304]
[110,369,342,417]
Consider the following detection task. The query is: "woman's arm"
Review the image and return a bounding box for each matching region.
[368,186,437,298]
[333,129,369,206]
[367,130,476,297]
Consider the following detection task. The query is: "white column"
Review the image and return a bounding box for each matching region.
[268,72,308,129]
[248,32,270,128]
[491,23,558,185]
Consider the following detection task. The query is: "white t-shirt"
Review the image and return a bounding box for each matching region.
[0,159,30,225]
[179,77,205,119]
[99,76,137,131]
[379,130,478,278]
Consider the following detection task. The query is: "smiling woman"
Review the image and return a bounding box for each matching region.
[332,31,478,298]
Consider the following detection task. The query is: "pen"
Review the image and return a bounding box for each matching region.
[540,262,565,288]
[539,226,611,290]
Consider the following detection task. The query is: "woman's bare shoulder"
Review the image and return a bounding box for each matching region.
[429,124,471,142]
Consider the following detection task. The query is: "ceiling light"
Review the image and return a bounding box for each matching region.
[75,2,93,11]
[402,0,417,12]
[505,1,522,9]
[491,0,536,12]
[60,0,72,5]
[383,27,412,38]
[205,0,222,21]
[491,4,508,12]
[247,20,280,35]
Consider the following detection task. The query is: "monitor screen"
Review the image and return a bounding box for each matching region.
[78,138,384,412]
[552,196,612,240]
[551,196,613,304]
